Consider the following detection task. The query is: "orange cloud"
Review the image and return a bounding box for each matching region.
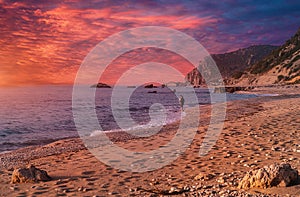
[0,2,220,87]
[98,48,194,86]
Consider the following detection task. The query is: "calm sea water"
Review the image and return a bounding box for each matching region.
[0,85,257,152]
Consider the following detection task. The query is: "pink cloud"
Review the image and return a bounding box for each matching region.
[0,1,224,86]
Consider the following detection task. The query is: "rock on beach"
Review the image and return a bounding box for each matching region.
[238,163,298,189]
[11,165,51,183]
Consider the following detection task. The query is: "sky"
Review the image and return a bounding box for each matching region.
[0,0,300,86]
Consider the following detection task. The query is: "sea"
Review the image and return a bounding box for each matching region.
[0,85,258,152]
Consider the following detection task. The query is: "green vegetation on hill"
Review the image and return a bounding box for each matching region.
[186,45,277,85]
[250,28,300,75]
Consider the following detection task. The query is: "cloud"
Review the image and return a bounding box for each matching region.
[0,0,300,86]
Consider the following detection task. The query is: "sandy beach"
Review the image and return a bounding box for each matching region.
[1,86,300,197]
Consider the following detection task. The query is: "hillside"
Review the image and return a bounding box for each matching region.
[186,45,277,86]
[234,28,300,85]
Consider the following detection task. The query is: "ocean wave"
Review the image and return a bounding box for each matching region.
[90,110,185,137]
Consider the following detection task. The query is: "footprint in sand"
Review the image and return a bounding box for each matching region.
[81,171,96,175]
[85,177,98,181]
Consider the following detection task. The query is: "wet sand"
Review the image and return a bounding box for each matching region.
[1,86,300,196]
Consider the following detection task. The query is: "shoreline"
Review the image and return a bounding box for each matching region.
[1,89,299,156]
[234,84,300,95]
[0,93,250,169]
[1,87,300,196]
[0,85,279,154]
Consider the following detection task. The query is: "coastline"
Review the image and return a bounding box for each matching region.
[234,84,300,95]
[1,87,300,196]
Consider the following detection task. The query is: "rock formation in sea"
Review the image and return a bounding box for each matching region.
[144,84,157,88]
[90,83,111,88]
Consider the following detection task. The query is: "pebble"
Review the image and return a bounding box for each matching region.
[217,177,225,184]
[9,186,17,191]
[202,185,212,189]
[183,186,190,191]
[169,187,177,193]
[108,191,118,195]
[271,146,280,151]
[225,153,231,158]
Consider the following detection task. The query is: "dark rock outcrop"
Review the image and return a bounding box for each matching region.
[91,83,111,88]
[214,86,254,93]
[144,84,157,88]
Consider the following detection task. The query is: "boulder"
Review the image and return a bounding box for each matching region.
[11,165,51,183]
[238,163,298,189]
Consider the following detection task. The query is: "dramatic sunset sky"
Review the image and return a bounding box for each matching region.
[1,0,300,86]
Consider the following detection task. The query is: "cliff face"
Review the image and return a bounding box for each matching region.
[185,67,203,86]
[212,45,278,77]
[186,45,277,86]
[235,28,300,85]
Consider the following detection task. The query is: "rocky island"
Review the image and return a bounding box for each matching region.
[90,82,111,88]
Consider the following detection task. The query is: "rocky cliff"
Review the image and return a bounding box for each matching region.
[234,28,300,85]
[186,45,277,86]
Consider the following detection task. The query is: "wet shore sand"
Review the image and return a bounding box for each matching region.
[1,86,300,196]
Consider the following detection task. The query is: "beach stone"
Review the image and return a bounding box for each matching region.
[238,163,298,189]
[82,188,88,192]
[9,186,17,191]
[194,172,214,181]
[217,177,225,184]
[11,165,51,183]
[169,187,177,193]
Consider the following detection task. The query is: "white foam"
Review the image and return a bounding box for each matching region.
[257,93,280,97]
[90,110,184,137]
